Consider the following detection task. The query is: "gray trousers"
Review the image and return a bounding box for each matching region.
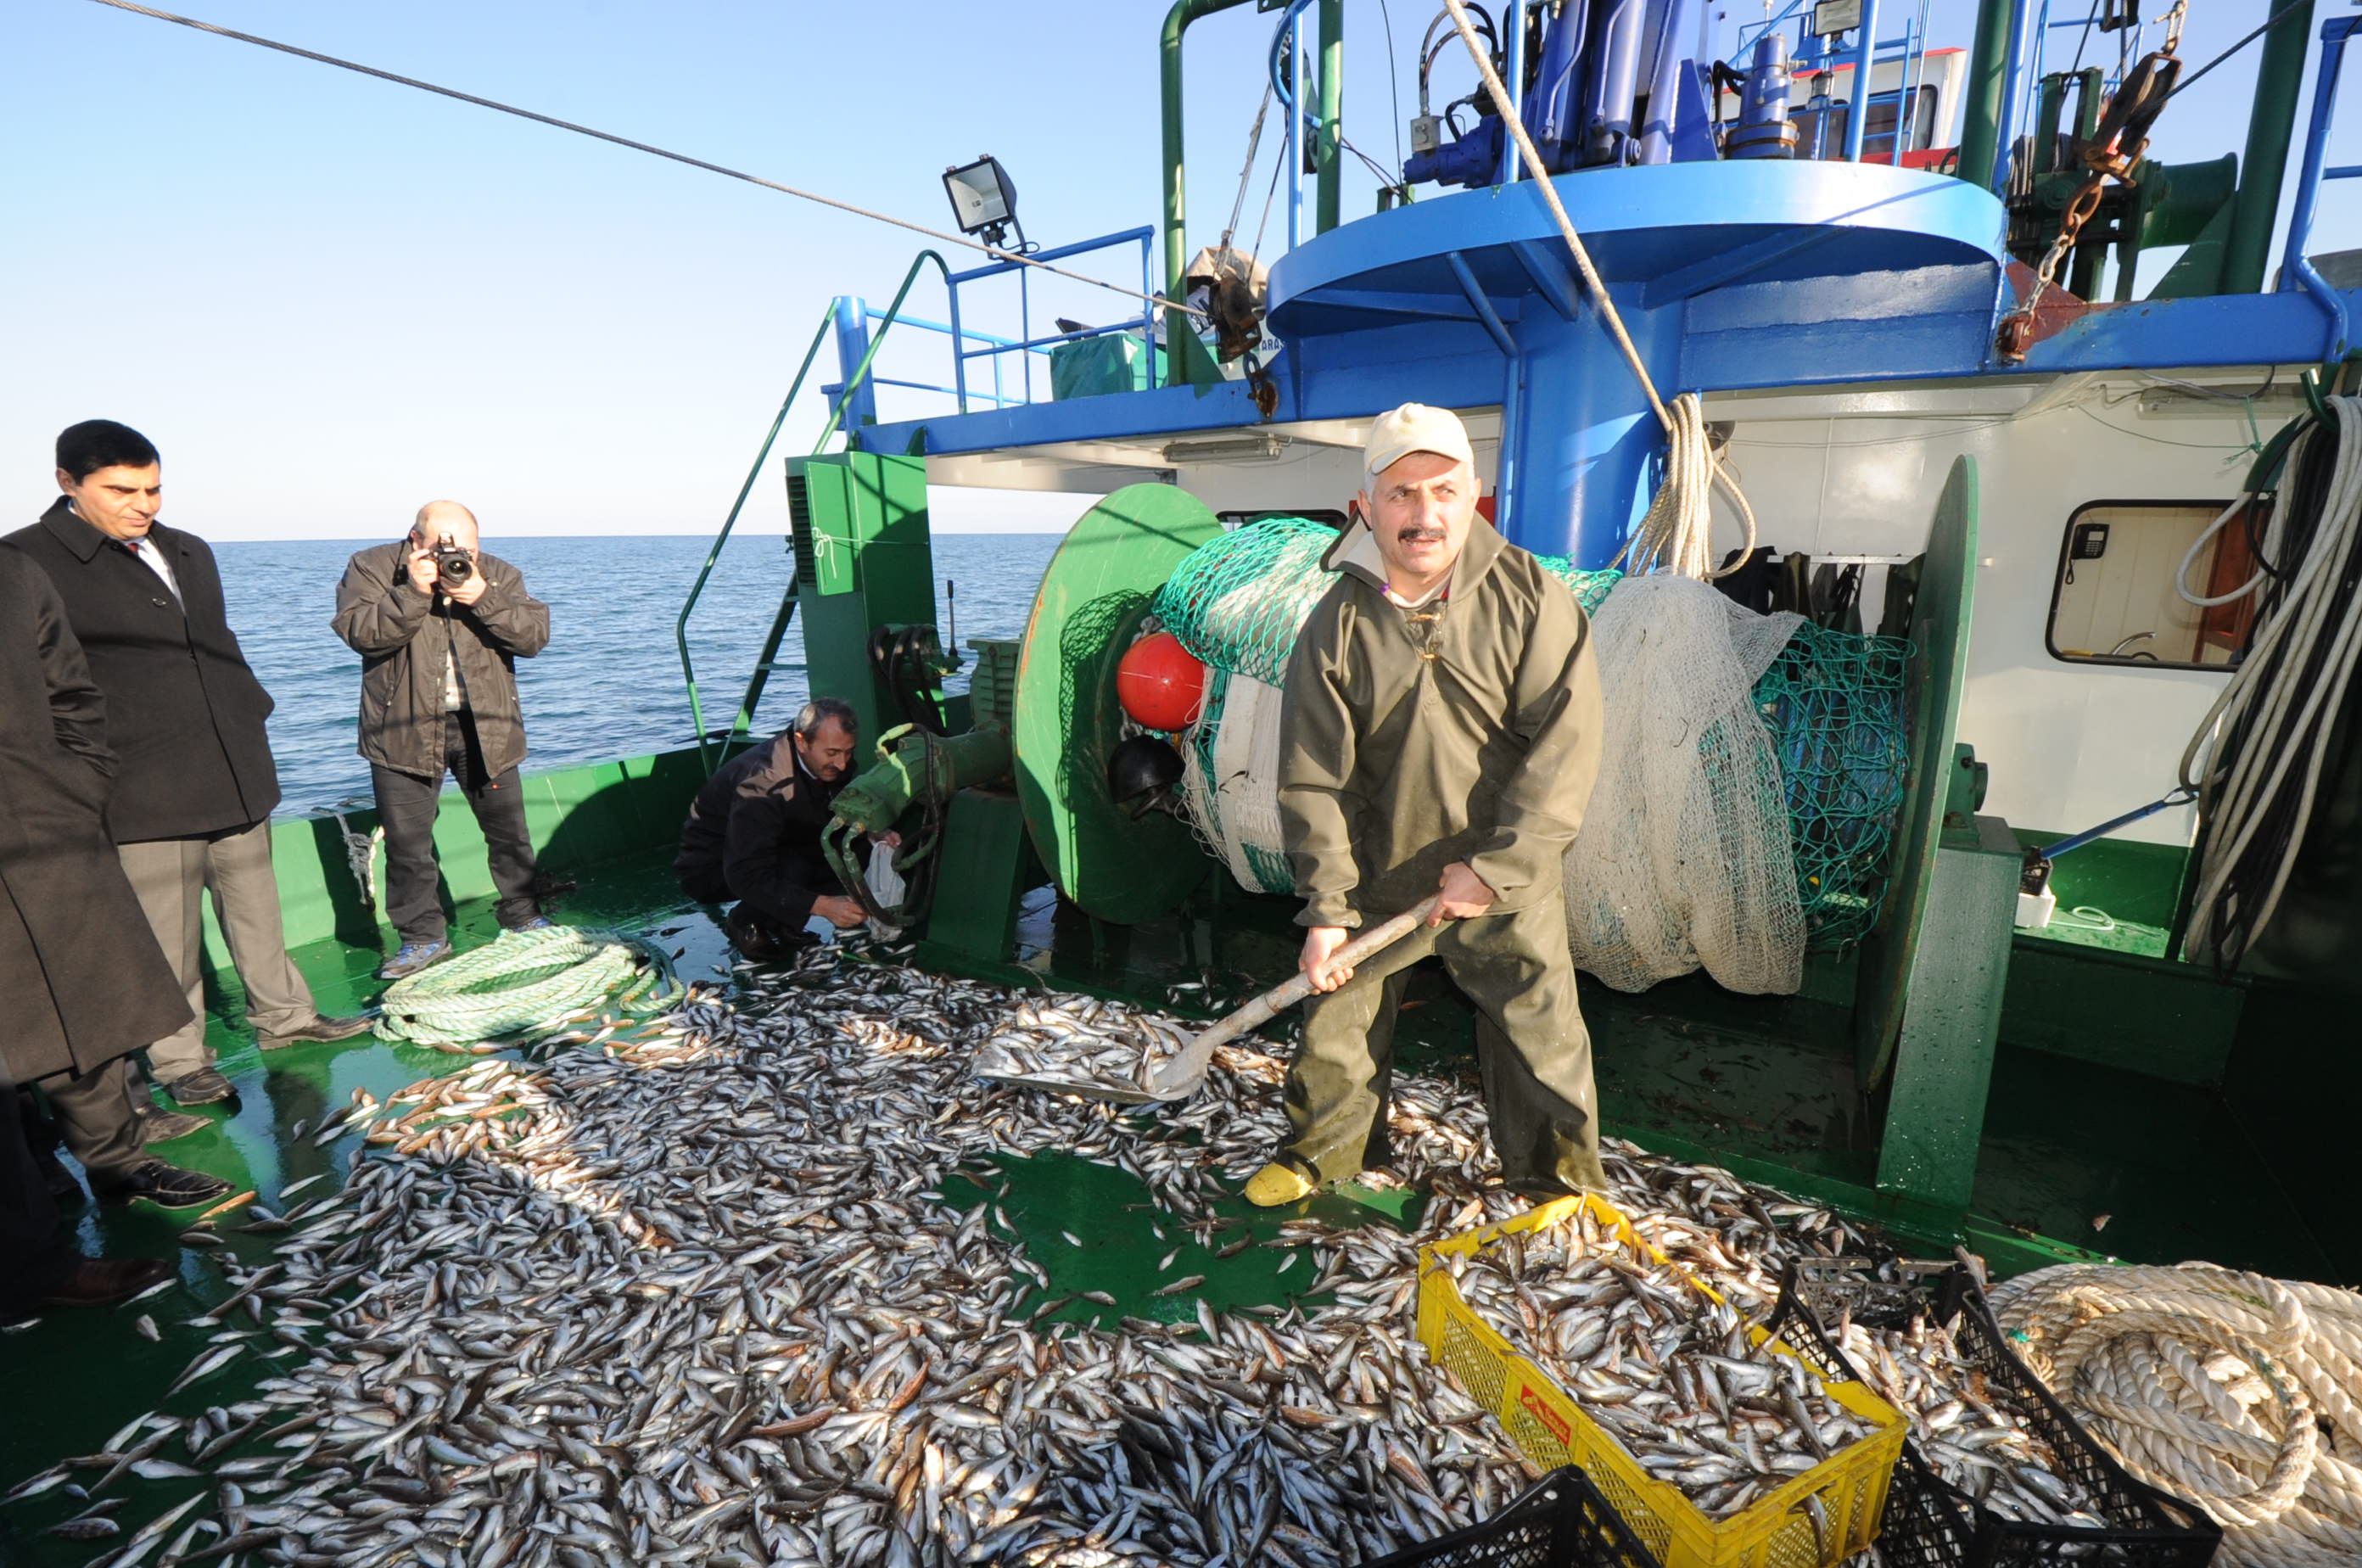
[41,1058,145,1184]
[120,822,316,1082]
[1283,891,1608,1194]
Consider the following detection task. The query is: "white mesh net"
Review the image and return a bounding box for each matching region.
[1177,671,1295,895]
[1561,575,1807,995]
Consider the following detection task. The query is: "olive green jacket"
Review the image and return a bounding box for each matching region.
[1277,518,1604,930]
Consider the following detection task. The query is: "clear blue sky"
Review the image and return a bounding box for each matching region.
[1,0,2348,540]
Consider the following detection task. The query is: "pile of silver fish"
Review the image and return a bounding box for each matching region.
[1438,1205,1878,1522]
[1826,1311,2110,1528]
[9,949,1945,1566]
[971,994,1193,1100]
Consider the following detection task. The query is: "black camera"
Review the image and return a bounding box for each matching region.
[430,537,475,590]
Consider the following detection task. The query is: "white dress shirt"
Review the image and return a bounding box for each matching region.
[123,536,182,602]
[67,499,182,602]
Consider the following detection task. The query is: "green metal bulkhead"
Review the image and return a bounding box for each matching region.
[2139,154,2241,301]
[1954,0,2017,196]
[1849,456,2024,1225]
[784,451,943,747]
[2223,0,2313,299]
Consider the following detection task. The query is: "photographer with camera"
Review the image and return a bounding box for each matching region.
[333,501,551,979]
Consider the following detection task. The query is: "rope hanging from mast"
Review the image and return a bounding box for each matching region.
[1436,0,1757,579]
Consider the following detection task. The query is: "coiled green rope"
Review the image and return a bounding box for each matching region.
[373,926,685,1050]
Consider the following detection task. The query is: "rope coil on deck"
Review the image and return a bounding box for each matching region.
[1990,1262,2362,1566]
[372,925,685,1050]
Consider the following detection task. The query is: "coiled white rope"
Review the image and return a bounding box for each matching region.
[374,926,685,1050]
[1438,0,1757,580]
[1990,1262,2362,1566]
[1615,391,1760,580]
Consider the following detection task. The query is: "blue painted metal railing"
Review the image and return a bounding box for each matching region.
[823,307,1034,413]
[675,251,956,768]
[943,226,1160,409]
[2281,12,2362,367]
[1733,0,1930,166]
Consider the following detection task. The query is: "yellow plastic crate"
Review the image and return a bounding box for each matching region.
[1415,1194,1904,1568]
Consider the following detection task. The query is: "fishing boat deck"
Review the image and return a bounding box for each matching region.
[2,828,2348,1561]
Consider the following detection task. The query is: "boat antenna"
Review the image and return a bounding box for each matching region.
[77,0,1207,322]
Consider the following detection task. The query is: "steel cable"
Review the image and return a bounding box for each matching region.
[76,0,1206,322]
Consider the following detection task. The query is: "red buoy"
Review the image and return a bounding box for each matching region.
[1117,631,1207,731]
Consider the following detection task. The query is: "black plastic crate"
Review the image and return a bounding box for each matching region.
[1363,1466,1665,1568]
[1764,1260,2221,1568]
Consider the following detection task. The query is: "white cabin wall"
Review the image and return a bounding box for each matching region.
[1711,378,2280,844]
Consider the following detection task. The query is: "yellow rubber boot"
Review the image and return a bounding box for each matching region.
[1243,1160,1317,1207]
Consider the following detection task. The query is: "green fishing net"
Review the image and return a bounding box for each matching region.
[1755,623,1912,948]
[1152,515,1620,686]
[1150,517,1911,951]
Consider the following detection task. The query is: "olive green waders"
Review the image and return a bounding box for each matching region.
[1281,890,1606,1194]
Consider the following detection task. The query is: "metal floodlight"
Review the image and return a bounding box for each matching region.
[943,155,1021,250]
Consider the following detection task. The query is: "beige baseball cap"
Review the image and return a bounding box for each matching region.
[1363,403,1475,479]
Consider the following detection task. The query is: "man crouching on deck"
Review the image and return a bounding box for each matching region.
[1244,404,1609,1207]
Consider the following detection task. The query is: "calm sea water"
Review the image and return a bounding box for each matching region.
[212,534,1063,812]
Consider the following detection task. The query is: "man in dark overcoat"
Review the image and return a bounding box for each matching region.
[3,421,364,1111]
[0,547,235,1219]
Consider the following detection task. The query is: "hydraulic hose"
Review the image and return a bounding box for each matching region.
[2178,397,2362,966]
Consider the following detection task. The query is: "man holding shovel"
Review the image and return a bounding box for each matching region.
[1244,404,1609,1206]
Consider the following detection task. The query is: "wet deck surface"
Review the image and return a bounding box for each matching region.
[1,852,2341,1561]
[0,847,719,1562]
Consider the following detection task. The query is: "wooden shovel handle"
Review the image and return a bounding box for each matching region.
[1144,896,1441,1096]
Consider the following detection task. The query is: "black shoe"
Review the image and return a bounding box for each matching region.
[161,1068,237,1107]
[258,1013,372,1050]
[378,939,452,981]
[36,1257,175,1308]
[728,912,815,964]
[138,1107,212,1144]
[97,1160,237,1212]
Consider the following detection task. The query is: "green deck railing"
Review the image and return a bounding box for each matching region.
[674,250,954,771]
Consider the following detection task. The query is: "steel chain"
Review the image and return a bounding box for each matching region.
[1996,45,2180,361]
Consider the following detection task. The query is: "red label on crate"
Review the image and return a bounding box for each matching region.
[1518,1382,1571,1447]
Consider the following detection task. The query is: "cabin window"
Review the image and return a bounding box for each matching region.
[2045,500,2258,669]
